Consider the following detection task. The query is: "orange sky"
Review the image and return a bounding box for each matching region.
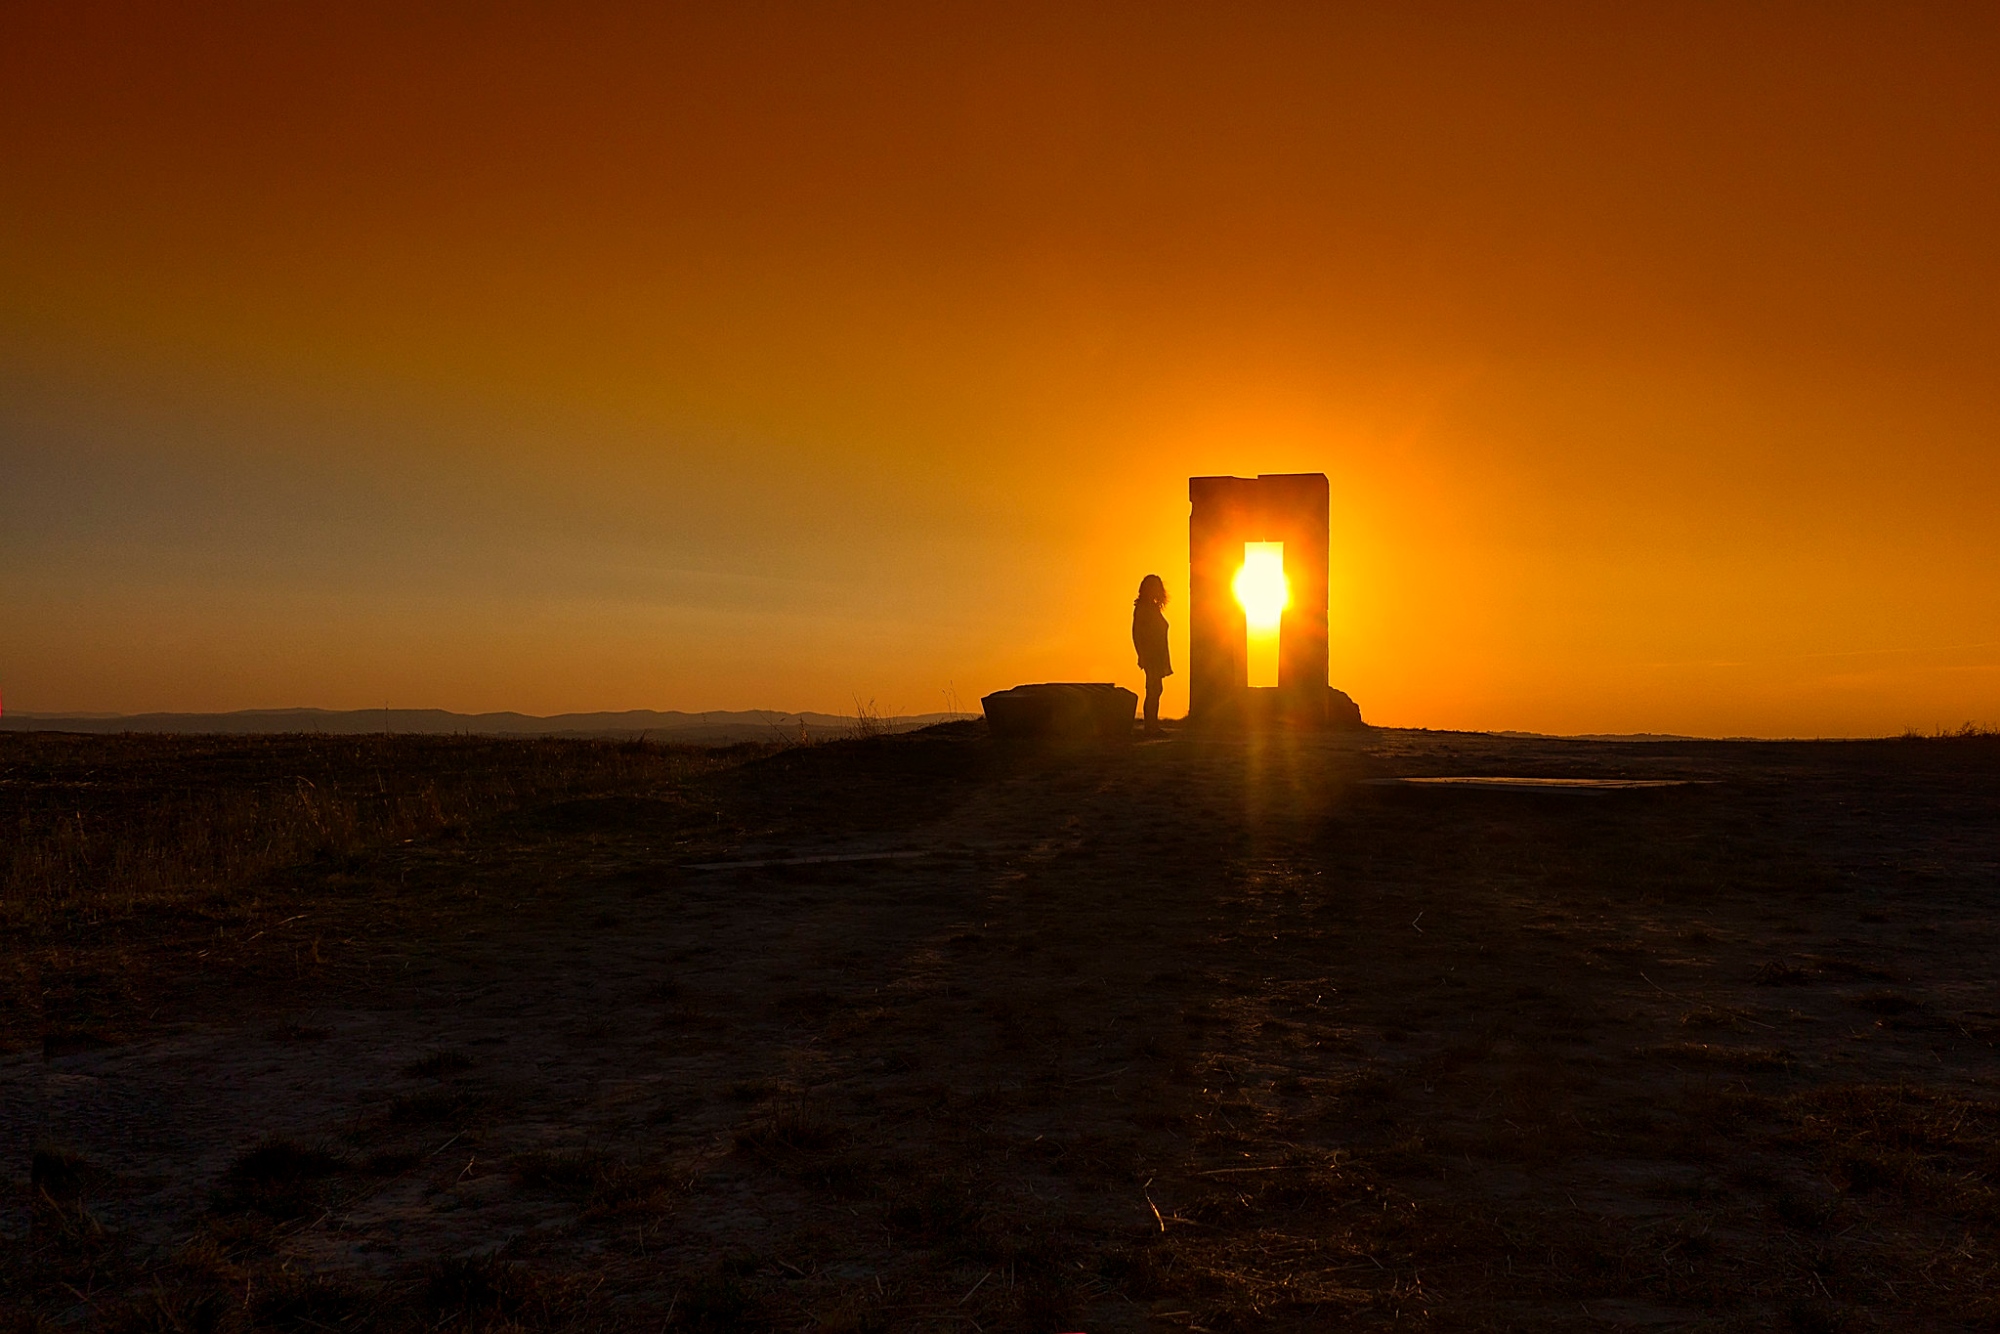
[4,2,1997,735]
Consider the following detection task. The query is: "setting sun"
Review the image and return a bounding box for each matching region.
[1233,543,1290,631]
[1233,541,1289,689]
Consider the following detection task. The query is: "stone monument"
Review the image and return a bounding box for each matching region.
[1188,472,1362,728]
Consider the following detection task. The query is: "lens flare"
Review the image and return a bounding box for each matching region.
[1233,543,1290,631]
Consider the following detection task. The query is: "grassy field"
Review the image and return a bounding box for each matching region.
[3,725,1998,1331]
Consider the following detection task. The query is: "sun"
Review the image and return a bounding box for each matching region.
[1233,542,1290,630]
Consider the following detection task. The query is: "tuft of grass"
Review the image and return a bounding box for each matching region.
[110,1288,231,1333]
[251,1271,363,1330]
[885,1174,986,1248]
[387,1089,482,1125]
[216,1137,347,1220]
[362,1149,420,1174]
[402,1049,475,1078]
[733,1097,840,1158]
[42,1027,114,1060]
[1850,989,1919,1015]
[1772,1189,1837,1231]
[673,1264,756,1330]
[1786,1298,1852,1333]
[1652,1041,1793,1070]
[420,1255,530,1322]
[846,697,889,741]
[31,1146,89,1201]
[1016,1268,1084,1334]
[510,1148,621,1198]
[1900,722,2000,740]
[1755,959,1815,986]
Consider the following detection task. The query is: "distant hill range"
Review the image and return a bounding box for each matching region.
[0,707,965,745]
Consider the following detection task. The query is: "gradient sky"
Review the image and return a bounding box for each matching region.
[5,2,1997,735]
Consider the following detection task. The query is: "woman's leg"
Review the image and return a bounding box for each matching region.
[1144,672,1163,729]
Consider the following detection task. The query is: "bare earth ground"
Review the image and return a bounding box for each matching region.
[4,726,1999,1332]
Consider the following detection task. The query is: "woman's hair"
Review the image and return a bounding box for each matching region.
[1134,573,1168,608]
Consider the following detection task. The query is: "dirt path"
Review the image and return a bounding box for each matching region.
[7,728,1999,1330]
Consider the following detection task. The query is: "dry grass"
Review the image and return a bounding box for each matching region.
[0,732,730,1051]
[846,697,890,740]
[1900,723,2000,739]
[2,732,707,923]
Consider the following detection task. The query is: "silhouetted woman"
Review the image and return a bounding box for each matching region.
[1132,574,1172,734]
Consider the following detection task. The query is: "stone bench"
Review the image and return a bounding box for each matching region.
[980,683,1138,742]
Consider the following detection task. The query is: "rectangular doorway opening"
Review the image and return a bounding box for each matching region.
[1235,541,1287,689]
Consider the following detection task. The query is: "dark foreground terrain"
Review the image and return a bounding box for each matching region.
[4,725,1998,1332]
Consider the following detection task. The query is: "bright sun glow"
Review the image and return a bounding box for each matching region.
[1233,542,1290,630]
[1235,541,1288,689]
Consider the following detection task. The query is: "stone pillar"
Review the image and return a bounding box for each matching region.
[1187,473,1331,725]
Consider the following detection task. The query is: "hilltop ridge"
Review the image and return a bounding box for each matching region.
[0,706,959,743]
